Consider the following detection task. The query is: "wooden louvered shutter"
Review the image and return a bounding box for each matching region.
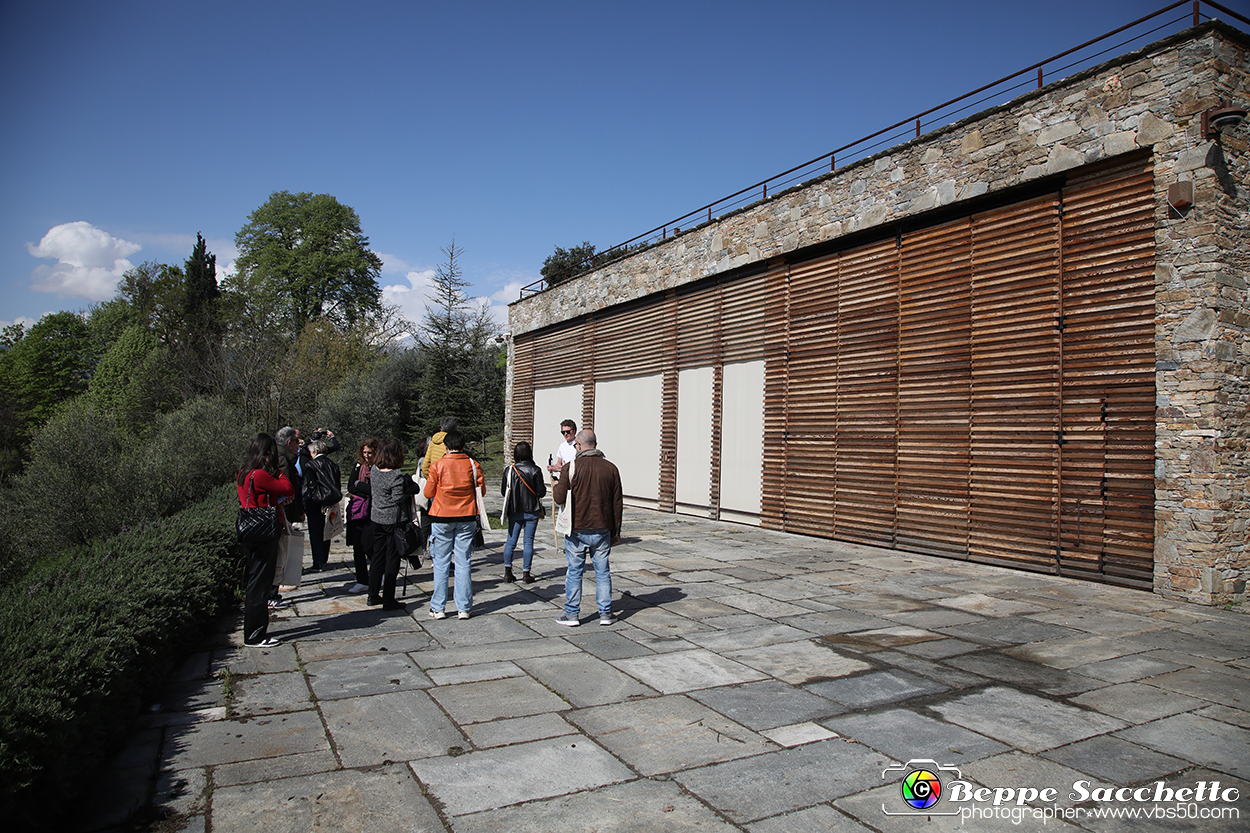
[511,336,536,449]
[761,260,792,529]
[898,219,972,557]
[969,195,1062,571]
[836,239,900,547]
[1058,152,1155,587]
[778,256,840,537]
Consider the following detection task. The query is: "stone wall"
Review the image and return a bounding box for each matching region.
[508,22,1250,605]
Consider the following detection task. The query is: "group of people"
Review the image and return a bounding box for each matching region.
[234,415,624,647]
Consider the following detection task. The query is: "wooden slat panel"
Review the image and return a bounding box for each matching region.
[779,255,841,536]
[761,260,792,530]
[529,320,584,389]
[510,336,536,450]
[592,299,668,380]
[898,219,971,557]
[1058,152,1155,587]
[835,239,898,546]
[659,292,679,511]
[676,282,720,369]
[721,271,767,363]
[969,195,1061,571]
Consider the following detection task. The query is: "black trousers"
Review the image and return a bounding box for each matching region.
[306,507,330,569]
[243,537,280,644]
[349,519,373,585]
[369,522,402,602]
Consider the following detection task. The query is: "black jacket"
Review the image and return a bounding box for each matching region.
[302,455,342,508]
[501,460,547,518]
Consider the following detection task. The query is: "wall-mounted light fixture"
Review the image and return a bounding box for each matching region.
[1201,104,1248,140]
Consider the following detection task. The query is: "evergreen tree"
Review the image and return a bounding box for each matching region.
[418,240,504,439]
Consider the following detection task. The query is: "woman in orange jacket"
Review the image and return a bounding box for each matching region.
[423,429,484,619]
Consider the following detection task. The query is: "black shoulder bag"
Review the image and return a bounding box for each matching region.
[237,472,282,543]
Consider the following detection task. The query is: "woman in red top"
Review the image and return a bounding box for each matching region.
[237,433,295,648]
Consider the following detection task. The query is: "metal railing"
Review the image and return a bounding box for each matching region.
[520,1,1249,298]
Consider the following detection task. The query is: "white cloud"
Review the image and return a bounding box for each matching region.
[377,252,412,274]
[27,221,141,301]
[382,268,437,337]
[0,315,38,332]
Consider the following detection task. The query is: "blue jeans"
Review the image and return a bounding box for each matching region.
[563,529,612,618]
[430,520,475,613]
[504,512,539,570]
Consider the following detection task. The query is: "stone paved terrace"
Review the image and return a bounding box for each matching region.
[79,509,1250,832]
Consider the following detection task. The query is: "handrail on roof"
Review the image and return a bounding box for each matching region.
[520,0,1249,298]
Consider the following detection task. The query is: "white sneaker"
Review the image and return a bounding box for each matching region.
[347,583,368,594]
[245,637,279,648]
[457,610,471,620]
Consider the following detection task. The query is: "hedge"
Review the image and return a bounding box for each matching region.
[0,484,244,833]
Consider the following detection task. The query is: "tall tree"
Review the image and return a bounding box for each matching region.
[418,240,504,438]
[183,232,219,334]
[180,233,222,396]
[0,312,97,437]
[229,191,384,332]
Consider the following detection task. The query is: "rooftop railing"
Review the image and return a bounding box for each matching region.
[520,0,1249,298]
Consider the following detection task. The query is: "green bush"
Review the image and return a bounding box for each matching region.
[0,396,249,585]
[0,484,243,833]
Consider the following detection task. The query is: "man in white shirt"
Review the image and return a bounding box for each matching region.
[547,419,578,480]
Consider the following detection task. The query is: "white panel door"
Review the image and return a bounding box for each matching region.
[594,375,662,507]
[720,360,765,522]
[533,384,582,470]
[676,367,714,513]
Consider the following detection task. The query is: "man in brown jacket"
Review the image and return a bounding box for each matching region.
[552,429,623,626]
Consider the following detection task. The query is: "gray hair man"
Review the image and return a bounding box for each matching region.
[552,429,623,626]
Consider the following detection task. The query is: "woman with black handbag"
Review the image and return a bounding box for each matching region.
[500,441,546,583]
[344,438,378,594]
[236,433,295,648]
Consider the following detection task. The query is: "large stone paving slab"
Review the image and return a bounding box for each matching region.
[612,647,767,693]
[230,670,312,716]
[1040,735,1189,784]
[673,738,893,824]
[804,669,949,709]
[1071,652,1189,684]
[746,803,877,833]
[689,680,845,730]
[211,764,444,832]
[294,629,434,662]
[822,708,1008,764]
[685,622,816,653]
[517,652,658,707]
[451,778,741,833]
[727,639,873,685]
[1068,681,1205,723]
[305,652,432,700]
[1116,712,1250,778]
[933,593,1050,618]
[1143,665,1250,707]
[421,613,544,647]
[410,737,635,815]
[427,674,570,723]
[320,689,465,766]
[930,687,1126,753]
[944,650,1106,696]
[569,694,774,776]
[162,709,329,769]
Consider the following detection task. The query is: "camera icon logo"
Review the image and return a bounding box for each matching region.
[882,759,963,817]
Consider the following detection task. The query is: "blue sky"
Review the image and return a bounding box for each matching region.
[0,0,1180,334]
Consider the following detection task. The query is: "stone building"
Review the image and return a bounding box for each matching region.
[505,20,1249,606]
